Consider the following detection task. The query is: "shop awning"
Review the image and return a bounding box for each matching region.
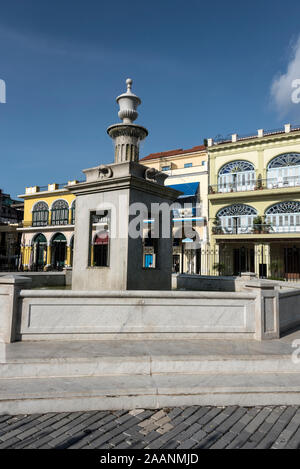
[168,182,199,199]
[182,238,194,243]
[94,232,109,245]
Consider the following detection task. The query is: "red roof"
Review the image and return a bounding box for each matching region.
[140,145,206,162]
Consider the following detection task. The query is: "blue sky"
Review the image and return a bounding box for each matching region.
[1,0,300,198]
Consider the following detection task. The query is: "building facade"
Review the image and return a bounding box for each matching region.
[140,145,209,274]
[18,182,77,271]
[207,124,300,279]
[0,189,23,271]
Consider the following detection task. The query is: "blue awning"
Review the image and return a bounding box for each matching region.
[168,182,199,199]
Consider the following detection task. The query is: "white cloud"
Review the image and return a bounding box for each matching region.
[271,36,300,118]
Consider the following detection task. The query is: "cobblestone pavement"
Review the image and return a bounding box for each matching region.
[1,406,300,449]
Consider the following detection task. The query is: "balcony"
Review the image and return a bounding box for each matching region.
[213,224,300,236]
[21,220,74,229]
[209,176,300,194]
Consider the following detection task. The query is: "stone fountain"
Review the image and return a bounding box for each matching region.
[68,79,180,291]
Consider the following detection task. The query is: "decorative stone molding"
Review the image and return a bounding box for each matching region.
[144,167,168,184]
[98,165,113,180]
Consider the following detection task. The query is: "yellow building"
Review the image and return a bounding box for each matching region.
[208,124,300,279]
[18,182,78,270]
[140,145,209,274]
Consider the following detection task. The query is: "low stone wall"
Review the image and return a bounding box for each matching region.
[279,289,300,332]
[0,276,285,343]
[175,274,237,292]
[17,289,257,341]
[0,272,67,288]
[175,273,300,293]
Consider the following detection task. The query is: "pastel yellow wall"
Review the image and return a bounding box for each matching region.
[209,134,300,186]
[209,194,300,221]
[22,191,75,224]
[142,152,207,171]
[208,131,300,245]
[141,151,208,218]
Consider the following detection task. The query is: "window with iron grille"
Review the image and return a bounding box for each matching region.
[32,202,49,227]
[51,200,69,225]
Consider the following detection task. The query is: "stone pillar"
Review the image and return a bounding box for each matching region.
[0,275,32,343]
[255,243,269,278]
[200,244,209,275]
[243,280,279,340]
[46,245,51,268]
[211,244,219,275]
[24,246,32,271]
[265,243,271,278]
[68,208,73,225]
[66,246,71,267]
[257,149,265,181]
[254,244,261,277]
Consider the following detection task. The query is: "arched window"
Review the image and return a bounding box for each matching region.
[216,204,257,234]
[32,202,49,227]
[51,200,69,226]
[31,233,47,270]
[267,153,300,188]
[71,200,76,225]
[265,201,300,233]
[218,161,255,193]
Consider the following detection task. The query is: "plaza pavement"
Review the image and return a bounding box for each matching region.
[1,405,300,449]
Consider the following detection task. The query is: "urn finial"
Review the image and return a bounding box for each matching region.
[107,78,148,164]
[126,78,132,92]
[116,78,141,124]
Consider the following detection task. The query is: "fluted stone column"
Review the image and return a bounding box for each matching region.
[107,79,148,163]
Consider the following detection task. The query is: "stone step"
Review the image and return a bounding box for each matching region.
[0,354,298,379]
[1,338,298,378]
[1,373,300,414]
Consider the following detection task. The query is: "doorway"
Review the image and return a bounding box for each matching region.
[233,246,254,275]
[51,233,67,270]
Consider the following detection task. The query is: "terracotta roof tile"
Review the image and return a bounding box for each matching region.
[140,145,206,161]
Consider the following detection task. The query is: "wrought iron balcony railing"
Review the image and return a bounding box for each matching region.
[212,224,300,235]
[209,176,300,194]
[21,220,74,228]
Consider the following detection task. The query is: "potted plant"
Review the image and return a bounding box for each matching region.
[252,215,263,233]
[213,262,226,275]
[262,222,272,234]
[269,259,284,280]
[212,217,223,234]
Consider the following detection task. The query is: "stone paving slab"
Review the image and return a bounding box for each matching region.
[1,406,300,449]
[4,332,300,362]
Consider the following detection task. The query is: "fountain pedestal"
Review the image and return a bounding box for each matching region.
[68,79,180,291]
